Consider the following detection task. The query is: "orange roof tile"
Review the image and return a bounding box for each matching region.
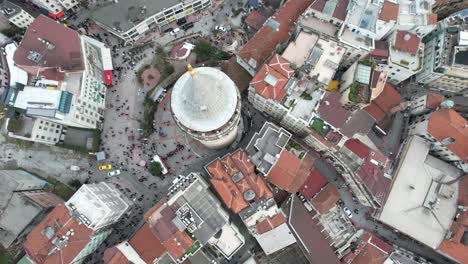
[103,247,129,264]
[207,149,273,213]
[245,10,268,30]
[428,109,468,162]
[23,203,94,264]
[428,13,438,24]
[458,176,468,207]
[250,54,294,102]
[161,231,194,260]
[238,0,313,72]
[438,240,468,264]
[129,223,166,263]
[379,1,399,22]
[267,150,316,193]
[310,184,340,214]
[426,93,445,109]
[255,213,287,234]
[394,31,420,55]
[364,83,401,122]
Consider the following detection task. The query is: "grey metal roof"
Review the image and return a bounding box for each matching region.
[173,178,228,244]
[171,67,239,132]
[91,0,181,32]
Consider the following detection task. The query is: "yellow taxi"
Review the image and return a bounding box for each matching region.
[98,164,112,171]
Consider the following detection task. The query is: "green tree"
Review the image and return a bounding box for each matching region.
[148,161,162,176]
[69,179,82,189]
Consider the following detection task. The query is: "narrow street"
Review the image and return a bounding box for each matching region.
[312,159,453,264]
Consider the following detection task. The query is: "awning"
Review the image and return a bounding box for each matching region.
[103,70,113,85]
[49,11,65,19]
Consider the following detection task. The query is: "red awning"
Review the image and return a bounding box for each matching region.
[104,70,113,85]
[49,11,65,19]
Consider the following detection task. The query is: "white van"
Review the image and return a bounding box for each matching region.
[170,28,180,36]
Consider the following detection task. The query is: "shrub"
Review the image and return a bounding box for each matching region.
[148,161,162,176]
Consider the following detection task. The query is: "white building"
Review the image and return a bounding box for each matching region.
[91,0,212,42]
[4,15,112,145]
[65,183,131,231]
[377,30,424,85]
[408,108,468,172]
[0,0,36,29]
[378,135,462,249]
[171,66,241,149]
[416,26,468,95]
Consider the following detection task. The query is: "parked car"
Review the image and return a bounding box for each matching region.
[182,22,194,31]
[343,207,353,218]
[99,164,112,171]
[163,27,173,33]
[215,25,227,32]
[170,28,180,36]
[176,18,187,26]
[108,170,121,177]
[70,165,80,171]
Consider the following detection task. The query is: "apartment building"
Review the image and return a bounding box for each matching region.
[237,0,313,75]
[3,15,112,144]
[91,0,212,42]
[206,149,297,255]
[416,25,468,95]
[408,108,468,172]
[0,0,36,28]
[65,182,131,231]
[377,135,462,252]
[298,0,373,69]
[377,30,424,84]
[21,183,130,264]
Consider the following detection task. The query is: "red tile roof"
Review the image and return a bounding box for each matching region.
[344,139,391,206]
[14,15,83,73]
[333,0,350,21]
[245,10,268,30]
[146,201,194,260]
[267,150,316,193]
[238,0,313,72]
[364,83,402,122]
[428,13,438,24]
[250,54,294,102]
[428,109,468,162]
[288,196,341,264]
[309,0,350,21]
[344,139,369,159]
[426,93,445,109]
[342,233,392,264]
[21,191,63,208]
[369,41,389,59]
[394,30,420,55]
[438,205,468,264]
[129,223,166,263]
[255,213,286,234]
[458,176,468,207]
[379,1,399,22]
[318,92,352,129]
[310,184,340,214]
[300,168,329,199]
[207,149,273,213]
[103,247,129,264]
[23,203,93,264]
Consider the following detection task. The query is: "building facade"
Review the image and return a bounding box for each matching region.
[92,0,212,42]
[65,183,131,231]
[3,15,112,145]
[416,25,468,95]
[0,0,36,28]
